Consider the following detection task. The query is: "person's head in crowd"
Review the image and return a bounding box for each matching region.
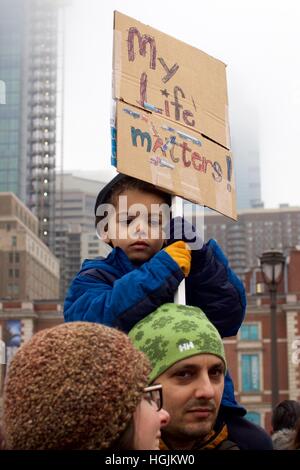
[129,303,227,450]
[292,417,300,450]
[2,322,169,450]
[94,174,172,263]
[271,428,295,450]
[271,399,300,433]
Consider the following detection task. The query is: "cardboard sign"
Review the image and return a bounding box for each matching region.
[116,101,236,219]
[113,11,230,150]
[113,11,236,220]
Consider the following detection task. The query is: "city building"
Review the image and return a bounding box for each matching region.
[224,247,300,431]
[0,193,59,301]
[230,98,263,210]
[0,0,65,249]
[81,232,104,260]
[55,173,101,232]
[55,173,105,298]
[0,299,63,407]
[202,206,300,278]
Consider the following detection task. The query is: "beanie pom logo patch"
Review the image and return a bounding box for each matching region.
[178,341,195,353]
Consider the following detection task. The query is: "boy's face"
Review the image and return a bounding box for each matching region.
[105,188,168,263]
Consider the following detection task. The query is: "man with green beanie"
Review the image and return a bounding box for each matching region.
[129,303,239,450]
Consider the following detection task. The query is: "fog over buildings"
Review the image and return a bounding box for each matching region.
[62,0,300,209]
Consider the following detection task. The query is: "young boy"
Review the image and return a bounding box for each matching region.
[64,173,246,336]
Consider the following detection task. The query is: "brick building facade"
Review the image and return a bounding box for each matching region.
[0,300,63,408]
[0,193,60,300]
[224,247,300,431]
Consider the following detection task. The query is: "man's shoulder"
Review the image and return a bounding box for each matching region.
[225,414,273,450]
[216,439,240,450]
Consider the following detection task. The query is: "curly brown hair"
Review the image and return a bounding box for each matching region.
[3,322,150,449]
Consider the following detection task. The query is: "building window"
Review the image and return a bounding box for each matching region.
[88,250,99,255]
[256,282,264,294]
[11,235,17,247]
[241,354,260,392]
[8,252,20,263]
[240,324,260,341]
[7,284,19,296]
[3,319,21,366]
[245,411,261,426]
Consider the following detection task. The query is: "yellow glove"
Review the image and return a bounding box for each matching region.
[164,241,191,277]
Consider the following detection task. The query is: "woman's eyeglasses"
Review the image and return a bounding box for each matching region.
[143,384,163,411]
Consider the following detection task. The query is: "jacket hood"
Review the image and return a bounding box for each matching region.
[220,372,247,415]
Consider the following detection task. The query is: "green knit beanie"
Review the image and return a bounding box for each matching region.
[129,303,226,382]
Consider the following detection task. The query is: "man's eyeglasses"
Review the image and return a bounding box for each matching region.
[143,384,163,411]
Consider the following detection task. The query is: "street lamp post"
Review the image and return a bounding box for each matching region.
[260,250,285,410]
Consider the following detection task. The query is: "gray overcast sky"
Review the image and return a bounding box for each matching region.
[63,0,300,208]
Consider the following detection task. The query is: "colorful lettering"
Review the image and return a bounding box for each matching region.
[127,27,156,69]
[131,127,152,152]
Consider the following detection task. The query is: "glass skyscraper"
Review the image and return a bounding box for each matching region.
[0,0,25,197]
[0,0,64,250]
[231,104,263,210]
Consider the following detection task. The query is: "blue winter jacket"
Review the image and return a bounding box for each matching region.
[64,238,246,336]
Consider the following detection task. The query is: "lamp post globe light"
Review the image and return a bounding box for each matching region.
[259,250,286,410]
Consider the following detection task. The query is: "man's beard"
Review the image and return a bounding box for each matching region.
[161,399,217,449]
[163,419,213,439]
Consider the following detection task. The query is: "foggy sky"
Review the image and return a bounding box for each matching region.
[63,0,300,208]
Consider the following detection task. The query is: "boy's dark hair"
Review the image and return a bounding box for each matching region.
[272,400,300,432]
[94,174,171,227]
